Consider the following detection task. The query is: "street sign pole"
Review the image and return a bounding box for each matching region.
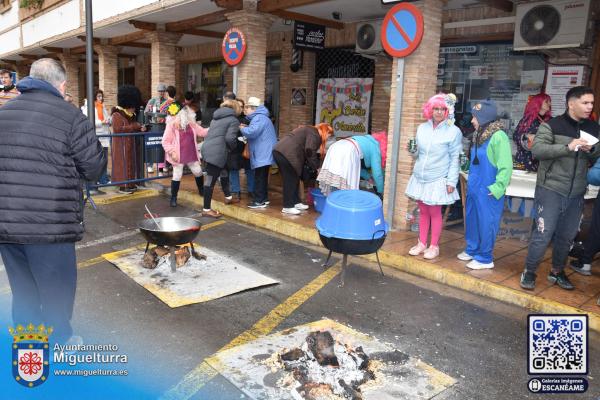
[233,66,238,95]
[386,58,405,228]
[380,2,423,228]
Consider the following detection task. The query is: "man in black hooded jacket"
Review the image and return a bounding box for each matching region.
[0,58,106,345]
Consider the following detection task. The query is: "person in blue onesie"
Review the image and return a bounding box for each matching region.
[457,100,513,269]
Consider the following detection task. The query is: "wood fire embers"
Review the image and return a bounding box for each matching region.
[277,330,377,400]
[142,245,201,269]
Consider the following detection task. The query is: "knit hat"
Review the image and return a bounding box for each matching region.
[471,100,498,126]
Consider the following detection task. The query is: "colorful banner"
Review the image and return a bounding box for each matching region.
[315,78,373,137]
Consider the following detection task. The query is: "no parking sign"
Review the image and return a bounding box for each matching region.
[222,28,247,66]
[381,3,424,58]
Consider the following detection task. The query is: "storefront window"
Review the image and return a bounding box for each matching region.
[265,57,281,134]
[437,43,546,135]
[186,61,228,126]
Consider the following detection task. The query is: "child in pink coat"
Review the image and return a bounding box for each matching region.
[162,106,208,207]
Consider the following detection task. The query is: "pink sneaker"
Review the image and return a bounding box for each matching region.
[408,241,427,256]
[423,246,439,259]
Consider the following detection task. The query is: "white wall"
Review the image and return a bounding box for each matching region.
[0,27,21,55]
[22,0,80,47]
[91,0,159,23]
[0,0,19,31]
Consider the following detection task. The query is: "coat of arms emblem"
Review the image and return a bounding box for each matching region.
[9,323,52,388]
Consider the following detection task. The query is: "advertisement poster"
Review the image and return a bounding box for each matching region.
[315,78,373,137]
[545,65,584,116]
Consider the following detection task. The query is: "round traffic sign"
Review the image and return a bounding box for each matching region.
[381,3,424,58]
[222,28,247,66]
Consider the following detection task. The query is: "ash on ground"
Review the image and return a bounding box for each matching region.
[265,331,383,400]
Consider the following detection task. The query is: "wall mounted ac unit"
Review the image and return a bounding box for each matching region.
[514,0,591,51]
[355,20,383,54]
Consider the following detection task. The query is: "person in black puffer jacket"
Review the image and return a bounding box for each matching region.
[200,99,241,218]
[0,59,106,345]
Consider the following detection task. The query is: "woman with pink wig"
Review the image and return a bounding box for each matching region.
[513,93,551,171]
[405,93,462,259]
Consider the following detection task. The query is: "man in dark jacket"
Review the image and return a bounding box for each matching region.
[520,86,600,291]
[0,58,106,345]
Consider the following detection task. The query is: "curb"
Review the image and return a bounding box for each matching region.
[173,187,600,332]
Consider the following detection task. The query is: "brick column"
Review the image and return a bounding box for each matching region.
[175,47,185,99]
[15,62,30,81]
[148,31,182,96]
[371,55,393,132]
[96,45,120,112]
[226,10,276,104]
[278,32,316,135]
[58,53,81,107]
[383,0,443,230]
[135,53,151,102]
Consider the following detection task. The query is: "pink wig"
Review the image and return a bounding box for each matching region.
[522,93,552,126]
[371,131,387,168]
[422,94,449,121]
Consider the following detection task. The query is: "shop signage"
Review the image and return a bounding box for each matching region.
[315,78,373,137]
[291,88,307,105]
[222,28,247,66]
[545,65,584,116]
[294,21,325,50]
[440,46,477,54]
[381,2,424,58]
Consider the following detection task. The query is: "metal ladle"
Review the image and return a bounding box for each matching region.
[144,204,161,230]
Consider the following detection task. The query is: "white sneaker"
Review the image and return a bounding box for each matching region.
[282,207,301,215]
[147,166,154,173]
[466,260,494,270]
[294,203,309,210]
[457,251,473,261]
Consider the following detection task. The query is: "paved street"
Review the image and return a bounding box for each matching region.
[2,194,599,399]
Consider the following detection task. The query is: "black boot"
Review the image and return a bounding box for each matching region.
[170,180,180,207]
[195,176,204,196]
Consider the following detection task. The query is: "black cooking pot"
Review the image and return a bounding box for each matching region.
[316,190,388,251]
[319,232,386,255]
[139,217,201,246]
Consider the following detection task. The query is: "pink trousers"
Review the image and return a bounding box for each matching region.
[418,201,442,247]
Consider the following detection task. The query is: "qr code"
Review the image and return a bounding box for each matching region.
[528,315,587,374]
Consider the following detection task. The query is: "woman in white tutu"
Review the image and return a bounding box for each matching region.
[317,137,362,195]
[405,93,462,259]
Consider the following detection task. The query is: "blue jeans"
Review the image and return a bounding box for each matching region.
[525,186,584,274]
[98,147,110,184]
[0,243,77,344]
[229,168,255,194]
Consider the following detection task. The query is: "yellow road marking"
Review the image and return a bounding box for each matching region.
[160,261,342,400]
[77,256,105,269]
[89,189,160,205]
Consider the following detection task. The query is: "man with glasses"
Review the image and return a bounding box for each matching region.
[0,69,19,107]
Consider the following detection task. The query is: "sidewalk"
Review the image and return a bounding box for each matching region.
[150,174,600,331]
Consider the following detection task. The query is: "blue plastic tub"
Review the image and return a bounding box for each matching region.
[316,190,388,240]
[311,188,326,213]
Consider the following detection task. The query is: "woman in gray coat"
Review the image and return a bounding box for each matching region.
[200,99,241,217]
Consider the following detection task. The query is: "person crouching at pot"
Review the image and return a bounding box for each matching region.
[273,125,324,215]
[200,99,242,218]
[457,100,512,269]
[162,105,208,207]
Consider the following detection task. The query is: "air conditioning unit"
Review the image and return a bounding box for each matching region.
[514,0,591,51]
[355,20,383,54]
